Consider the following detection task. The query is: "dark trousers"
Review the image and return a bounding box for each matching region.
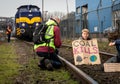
[116,45,120,62]
[7,34,11,42]
[36,52,62,68]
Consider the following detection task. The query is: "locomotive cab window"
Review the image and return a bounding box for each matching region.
[30,8,39,12]
[19,8,28,12]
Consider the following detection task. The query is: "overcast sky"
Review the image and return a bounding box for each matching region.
[0,0,75,17]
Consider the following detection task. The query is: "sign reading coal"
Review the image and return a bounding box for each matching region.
[72,38,101,65]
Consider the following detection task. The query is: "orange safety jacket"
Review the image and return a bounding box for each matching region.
[6,27,12,35]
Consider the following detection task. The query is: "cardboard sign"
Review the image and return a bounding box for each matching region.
[104,57,120,72]
[72,38,101,65]
[104,63,120,72]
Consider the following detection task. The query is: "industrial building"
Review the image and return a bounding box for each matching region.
[75,0,120,37]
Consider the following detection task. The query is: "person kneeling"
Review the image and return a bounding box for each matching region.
[34,17,62,71]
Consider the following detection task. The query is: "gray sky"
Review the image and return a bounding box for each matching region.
[0,0,75,17]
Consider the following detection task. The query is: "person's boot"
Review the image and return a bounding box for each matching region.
[44,59,53,71]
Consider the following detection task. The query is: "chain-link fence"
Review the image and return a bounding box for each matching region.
[60,2,120,40]
[60,12,77,40]
[0,30,6,42]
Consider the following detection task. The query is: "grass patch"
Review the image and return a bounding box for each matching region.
[0,43,20,84]
[23,58,79,84]
[98,41,117,54]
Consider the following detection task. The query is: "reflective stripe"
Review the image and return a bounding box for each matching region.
[34,19,57,50]
[34,25,55,50]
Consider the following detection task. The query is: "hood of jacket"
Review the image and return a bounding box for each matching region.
[45,18,59,26]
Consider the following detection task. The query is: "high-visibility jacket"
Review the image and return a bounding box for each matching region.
[34,19,57,50]
[6,27,12,35]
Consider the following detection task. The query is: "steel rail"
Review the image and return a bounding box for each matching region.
[99,51,116,57]
[24,42,117,83]
[24,42,117,57]
[58,55,98,84]
[24,41,98,84]
[62,44,116,57]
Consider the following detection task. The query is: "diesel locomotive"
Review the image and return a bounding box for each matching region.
[15,5,42,40]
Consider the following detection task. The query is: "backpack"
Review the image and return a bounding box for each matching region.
[33,23,49,44]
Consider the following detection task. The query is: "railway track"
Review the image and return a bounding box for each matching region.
[13,39,79,84]
[24,41,98,84]
[60,44,120,84]
[18,40,120,84]
[16,39,120,84]
[62,44,117,57]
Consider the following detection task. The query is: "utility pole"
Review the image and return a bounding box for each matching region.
[97,0,102,41]
[66,0,69,15]
[66,0,69,38]
[111,0,115,28]
[42,0,44,22]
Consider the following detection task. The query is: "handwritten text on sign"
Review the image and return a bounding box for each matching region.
[72,39,101,65]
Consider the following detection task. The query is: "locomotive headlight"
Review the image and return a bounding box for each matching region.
[22,23,25,27]
[36,23,39,26]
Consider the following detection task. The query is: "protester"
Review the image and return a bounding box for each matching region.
[6,24,12,42]
[79,28,91,40]
[109,39,120,62]
[34,17,62,70]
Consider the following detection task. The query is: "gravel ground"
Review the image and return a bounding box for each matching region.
[59,46,120,84]
[11,39,78,84]
[5,38,120,84]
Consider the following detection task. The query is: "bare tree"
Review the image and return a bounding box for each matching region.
[46,11,65,20]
